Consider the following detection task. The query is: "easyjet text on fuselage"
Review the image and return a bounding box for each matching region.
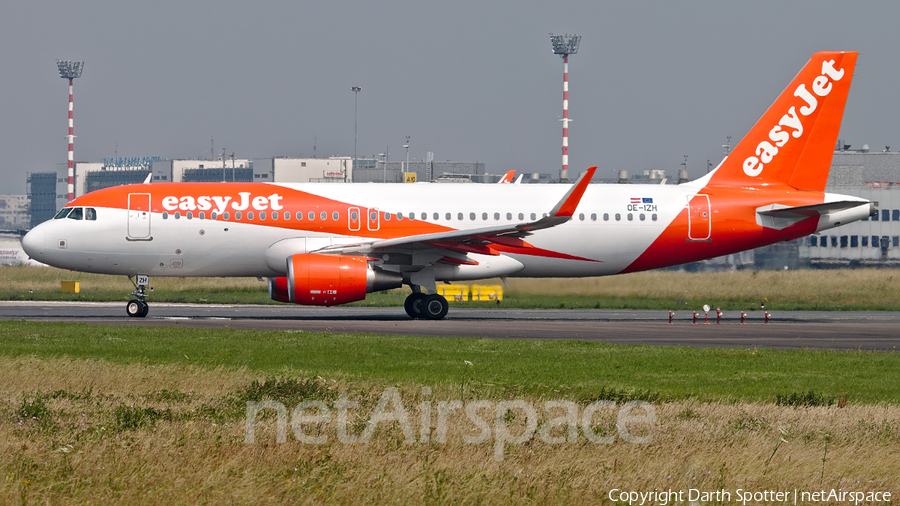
[161,192,284,214]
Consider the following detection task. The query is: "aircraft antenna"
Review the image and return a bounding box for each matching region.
[550,33,580,183]
[56,60,84,202]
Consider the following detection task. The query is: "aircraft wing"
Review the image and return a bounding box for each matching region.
[317,167,596,257]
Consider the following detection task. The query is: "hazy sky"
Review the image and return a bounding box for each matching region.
[2,1,899,194]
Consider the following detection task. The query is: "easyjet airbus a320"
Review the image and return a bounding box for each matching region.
[23,52,874,320]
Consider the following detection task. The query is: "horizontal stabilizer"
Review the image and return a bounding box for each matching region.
[756,200,874,230]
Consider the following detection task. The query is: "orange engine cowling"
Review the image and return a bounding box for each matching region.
[271,253,402,306]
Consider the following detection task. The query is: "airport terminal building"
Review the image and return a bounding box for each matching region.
[801,148,900,266]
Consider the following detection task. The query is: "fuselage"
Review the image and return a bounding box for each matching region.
[22,178,871,280]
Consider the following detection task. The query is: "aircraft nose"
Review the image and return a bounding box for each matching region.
[22,227,45,258]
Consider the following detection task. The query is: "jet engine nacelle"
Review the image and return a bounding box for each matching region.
[267,276,291,303]
[269,253,402,306]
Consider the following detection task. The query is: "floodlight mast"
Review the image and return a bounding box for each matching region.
[56,60,84,202]
[549,34,580,183]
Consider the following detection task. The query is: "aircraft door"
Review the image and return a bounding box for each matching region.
[687,194,711,241]
[367,208,380,231]
[128,193,152,240]
[348,207,361,231]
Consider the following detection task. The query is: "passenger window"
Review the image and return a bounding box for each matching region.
[615,213,621,221]
[652,214,657,221]
[232,212,238,220]
[409,213,415,221]
[421,212,427,220]
[67,208,83,220]
[350,211,358,220]
[385,212,392,221]
[506,212,512,220]
[187,211,194,220]
[174,211,182,220]
[370,211,378,221]
[494,212,500,220]
[332,211,339,221]
[433,212,439,220]
[445,213,451,220]
[271,212,277,221]
[199,211,205,220]
[223,212,230,220]
[260,212,266,220]
[320,211,327,220]
[590,213,596,221]
[308,211,315,220]
[211,211,217,220]
[85,208,97,220]
[530,213,536,220]
[297,211,304,220]
[578,213,584,221]
[54,208,72,219]
[163,212,169,220]
[470,212,476,221]
[627,213,633,221]
[639,213,645,221]
[518,213,524,220]
[458,213,463,220]
[284,212,290,220]
[482,212,488,220]
[398,212,404,220]
[603,213,609,221]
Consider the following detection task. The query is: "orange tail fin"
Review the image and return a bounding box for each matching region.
[709,51,857,191]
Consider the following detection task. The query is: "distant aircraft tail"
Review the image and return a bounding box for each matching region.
[707,51,857,192]
[498,170,516,184]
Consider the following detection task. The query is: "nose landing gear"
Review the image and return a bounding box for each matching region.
[127,274,150,318]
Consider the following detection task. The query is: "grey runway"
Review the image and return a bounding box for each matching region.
[1,301,897,351]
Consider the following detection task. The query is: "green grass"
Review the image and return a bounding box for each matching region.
[1,320,897,404]
[4,265,900,310]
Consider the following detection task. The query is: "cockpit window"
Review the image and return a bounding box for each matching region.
[54,207,96,220]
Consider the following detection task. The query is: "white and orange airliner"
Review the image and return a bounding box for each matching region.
[23,51,873,319]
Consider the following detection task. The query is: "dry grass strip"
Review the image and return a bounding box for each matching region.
[0,356,897,504]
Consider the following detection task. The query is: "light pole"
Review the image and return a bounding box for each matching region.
[404,136,410,182]
[56,60,84,202]
[549,34,580,183]
[379,146,389,183]
[351,86,361,164]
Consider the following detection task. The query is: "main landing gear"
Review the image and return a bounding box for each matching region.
[404,290,449,320]
[126,274,150,318]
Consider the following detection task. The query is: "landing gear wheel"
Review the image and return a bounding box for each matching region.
[127,275,151,318]
[421,294,449,320]
[404,292,427,319]
[126,299,146,318]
